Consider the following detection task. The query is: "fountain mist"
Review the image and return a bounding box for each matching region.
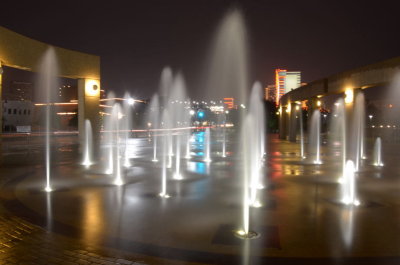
[38,48,58,192]
[352,93,365,171]
[374,137,384,166]
[341,160,360,206]
[309,110,322,164]
[149,94,160,162]
[82,120,94,166]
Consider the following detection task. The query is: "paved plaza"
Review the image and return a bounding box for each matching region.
[0,133,399,264]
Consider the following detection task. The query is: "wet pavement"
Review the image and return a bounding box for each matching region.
[0,133,400,264]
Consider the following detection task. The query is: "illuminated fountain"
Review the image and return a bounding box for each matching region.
[81,120,94,166]
[298,105,305,159]
[159,116,170,198]
[111,104,124,186]
[374,137,384,167]
[122,92,133,168]
[204,127,212,163]
[352,93,366,171]
[38,48,58,192]
[309,109,322,164]
[149,94,160,162]
[222,113,227,158]
[102,92,116,175]
[248,82,265,208]
[330,99,347,182]
[341,160,360,206]
[168,73,190,179]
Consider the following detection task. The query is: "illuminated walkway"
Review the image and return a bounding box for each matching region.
[0,134,399,264]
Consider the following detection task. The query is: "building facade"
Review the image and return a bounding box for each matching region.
[275,69,301,104]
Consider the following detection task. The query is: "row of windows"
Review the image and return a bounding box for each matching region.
[3,108,31,115]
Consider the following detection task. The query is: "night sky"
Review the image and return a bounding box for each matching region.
[1,0,399,100]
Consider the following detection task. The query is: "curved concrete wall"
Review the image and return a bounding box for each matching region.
[280,56,400,106]
[0,26,99,79]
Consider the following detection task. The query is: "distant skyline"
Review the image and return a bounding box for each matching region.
[1,0,399,100]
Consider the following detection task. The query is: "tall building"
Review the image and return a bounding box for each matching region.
[275,69,301,104]
[265,84,276,102]
[3,81,33,101]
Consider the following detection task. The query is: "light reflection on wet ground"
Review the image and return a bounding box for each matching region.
[1,133,400,264]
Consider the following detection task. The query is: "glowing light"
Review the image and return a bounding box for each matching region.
[44,186,52,192]
[128,98,135,105]
[85,79,100,97]
[114,179,123,186]
[251,200,263,208]
[189,109,195,115]
[295,105,300,111]
[159,193,170,198]
[344,89,354,104]
[237,230,246,236]
[56,112,77,115]
[316,100,321,107]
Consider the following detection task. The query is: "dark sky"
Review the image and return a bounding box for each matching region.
[1,0,399,100]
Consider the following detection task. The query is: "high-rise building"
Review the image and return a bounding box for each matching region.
[265,84,276,102]
[275,69,301,104]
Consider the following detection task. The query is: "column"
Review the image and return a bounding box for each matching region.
[288,102,298,142]
[78,78,100,154]
[279,105,288,140]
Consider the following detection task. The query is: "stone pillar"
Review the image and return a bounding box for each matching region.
[307,97,320,129]
[279,105,288,140]
[288,102,298,142]
[78,79,100,153]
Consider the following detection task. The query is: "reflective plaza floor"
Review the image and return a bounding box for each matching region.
[0,133,399,264]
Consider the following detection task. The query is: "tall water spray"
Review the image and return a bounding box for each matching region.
[122,93,133,168]
[185,131,191,159]
[298,107,305,159]
[330,99,347,181]
[309,110,322,164]
[222,113,227,158]
[102,92,116,174]
[204,128,212,163]
[247,83,265,207]
[149,94,160,162]
[82,120,94,166]
[38,48,58,192]
[341,160,360,206]
[111,104,124,186]
[374,137,384,166]
[352,93,366,171]
[159,116,170,198]
[167,73,190,178]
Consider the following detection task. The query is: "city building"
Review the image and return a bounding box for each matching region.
[2,100,33,131]
[265,84,276,102]
[275,69,301,104]
[3,81,33,101]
